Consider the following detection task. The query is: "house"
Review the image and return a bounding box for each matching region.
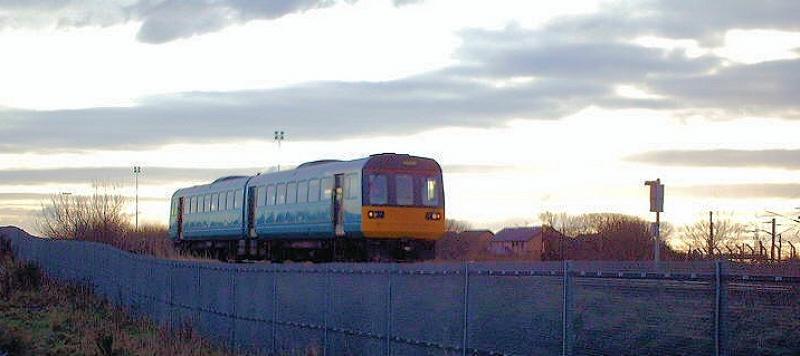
[490,226,563,260]
[436,230,494,260]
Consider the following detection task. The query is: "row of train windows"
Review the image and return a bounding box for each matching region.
[253,174,357,207]
[186,190,242,214]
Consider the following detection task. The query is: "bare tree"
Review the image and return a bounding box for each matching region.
[446,219,473,233]
[38,182,129,243]
[681,213,745,258]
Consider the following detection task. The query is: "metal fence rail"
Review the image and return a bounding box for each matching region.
[2,226,798,355]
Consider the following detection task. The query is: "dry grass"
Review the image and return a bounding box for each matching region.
[0,237,229,355]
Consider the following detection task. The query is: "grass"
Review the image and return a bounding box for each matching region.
[0,238,230,355]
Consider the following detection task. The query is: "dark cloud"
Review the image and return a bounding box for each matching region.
[0,167,263,185]
[648,59,800,118]
[0,21,724,152]
[441,165,520,174]
[628,149,800,170]
[547,0,800,45]
[0,1,797,152]
[0,0,371,44]
[673,183,800,199]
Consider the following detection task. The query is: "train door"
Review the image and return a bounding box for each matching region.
[248,186,257,238]
[333,174,345,237]
[177,197,185,240]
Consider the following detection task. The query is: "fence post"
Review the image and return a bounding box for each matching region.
[323,268,329,356]
[230,267,237,352]
[562,260,570,356]
[462,262,470,356]
[272,268,279,354]
[714,260,721,356]
[385,268,393,356]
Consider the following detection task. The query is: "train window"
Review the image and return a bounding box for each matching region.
[266,185,276,205]
[191,196,197,213]
[234,190,243,209]
[321,177,333,200]
[287,182,297,204]
[308,179,320,202]
[297,180,308,203]
[204,194,211,212]
[226,191,234,210]
[422,176,440,206]
[256,186,266,207]
[345,173,359,199]
[276,183,286,205]
[211,193,219,211]
[367,174,388,205]
[395,174,414,206]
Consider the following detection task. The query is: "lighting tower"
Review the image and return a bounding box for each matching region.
[274,130,285,171]
[133,166,141,231]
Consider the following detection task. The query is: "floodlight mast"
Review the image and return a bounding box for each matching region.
[644,178,664,267]
[274,130,285,171]
[133,166,142,231]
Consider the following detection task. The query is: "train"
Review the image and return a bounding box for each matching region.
[168,153,445,262]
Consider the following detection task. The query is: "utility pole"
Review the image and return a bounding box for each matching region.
[274,130,285,171]
[771,218,776,261]
[133,166,141,231]
[709,211,714,258]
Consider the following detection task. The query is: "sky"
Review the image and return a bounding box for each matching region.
[1,0,800,238]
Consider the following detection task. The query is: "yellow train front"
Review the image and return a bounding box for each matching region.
[357,153,445,260]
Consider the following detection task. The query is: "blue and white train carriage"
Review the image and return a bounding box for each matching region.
[168,153,446,261]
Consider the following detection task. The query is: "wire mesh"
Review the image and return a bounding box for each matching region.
[1,227,798,356]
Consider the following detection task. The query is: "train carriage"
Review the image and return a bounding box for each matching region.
[168,153,445,261]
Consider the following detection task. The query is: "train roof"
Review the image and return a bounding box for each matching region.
[172,175,251,197]
[171,153,442,198]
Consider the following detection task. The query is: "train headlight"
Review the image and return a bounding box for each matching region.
[426,212,442,220]
[368,210,385,219]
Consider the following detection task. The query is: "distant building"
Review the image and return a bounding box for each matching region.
[436,230,494,261]
[490,226,563,260]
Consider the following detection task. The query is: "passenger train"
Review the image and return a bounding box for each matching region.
[168,153,445,261]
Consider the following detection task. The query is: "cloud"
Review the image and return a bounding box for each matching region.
[0,166,263,185]
[546,0,800,45]
[628,149,800,170]
[0,22,724,152]
[1,2,797,153]
[672,183,800,199]
[0,0,368,44]
[648,59,800,118]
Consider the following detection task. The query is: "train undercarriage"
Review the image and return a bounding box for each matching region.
[174,238,436,263]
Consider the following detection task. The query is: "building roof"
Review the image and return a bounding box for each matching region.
[492,227,543,242]
[458,230,494,239]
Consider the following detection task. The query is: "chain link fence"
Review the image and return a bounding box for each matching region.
[2,226,798,355]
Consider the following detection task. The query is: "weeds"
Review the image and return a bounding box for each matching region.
[0,236,229,355]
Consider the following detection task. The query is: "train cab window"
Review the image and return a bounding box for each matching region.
[266,185,276,205]
[234,190,242,209]
[367,174,388,205]
[422,176,440,206]
[287,182,297,204]
[256,186,266,207]
[211,193,219,211]
[395,174,414,206]
[204,194,211,212]
[226,191,234,210]
[297,180,308,203]
[308,179,320,202]
[276,183,286,205]
[321,177,333,200]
